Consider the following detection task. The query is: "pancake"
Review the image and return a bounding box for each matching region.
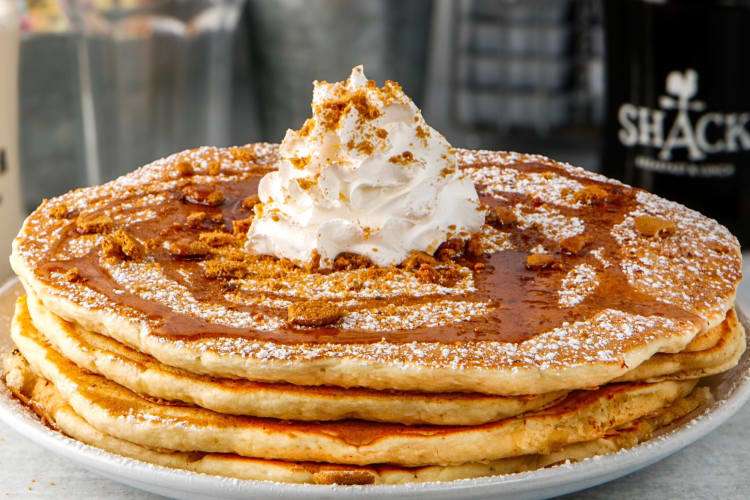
[683,320,729,352]
[2,349,711,485]
[10,300,698,467]
[10,144,742,395]
[23,292,739,423]
[613,307,745,383]
[22,293,564,425]
[4,65,745,485]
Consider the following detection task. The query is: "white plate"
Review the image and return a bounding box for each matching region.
[1,277,749,500]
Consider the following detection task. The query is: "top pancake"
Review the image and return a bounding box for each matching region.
[10,144,743,394]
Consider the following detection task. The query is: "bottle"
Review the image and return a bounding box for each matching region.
[0,0,23,280]
[602,0,750,246]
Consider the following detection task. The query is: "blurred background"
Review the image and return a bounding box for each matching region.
[1,0,606,212]
[1,0,749,279]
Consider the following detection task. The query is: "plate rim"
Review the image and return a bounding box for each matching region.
[1,276,749,499]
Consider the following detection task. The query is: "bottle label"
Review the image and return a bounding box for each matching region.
[616,69,748,178]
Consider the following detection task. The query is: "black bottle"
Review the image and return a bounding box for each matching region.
[602,0,750,246]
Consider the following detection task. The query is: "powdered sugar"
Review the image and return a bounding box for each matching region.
[559,264,598,307]
[159,308,691,370]
[514,204,585,241]
[612,190,741,322]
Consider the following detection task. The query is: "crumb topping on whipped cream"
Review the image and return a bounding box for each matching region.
[246,65,485,268]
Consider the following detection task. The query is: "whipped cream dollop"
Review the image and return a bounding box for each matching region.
[246,66,484,268]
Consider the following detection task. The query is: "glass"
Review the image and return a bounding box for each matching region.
[69,0,246,185]
[430,0,604,171]
[246,0,432,142]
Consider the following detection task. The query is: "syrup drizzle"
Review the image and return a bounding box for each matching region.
[30,148,705,345]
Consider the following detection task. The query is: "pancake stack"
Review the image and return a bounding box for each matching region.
[2,143,743,485]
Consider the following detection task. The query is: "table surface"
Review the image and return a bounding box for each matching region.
[1,255,748,500]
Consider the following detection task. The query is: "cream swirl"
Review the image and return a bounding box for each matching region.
[246,66,484,268]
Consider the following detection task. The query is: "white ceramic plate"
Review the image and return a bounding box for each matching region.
[1,277,749,500]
